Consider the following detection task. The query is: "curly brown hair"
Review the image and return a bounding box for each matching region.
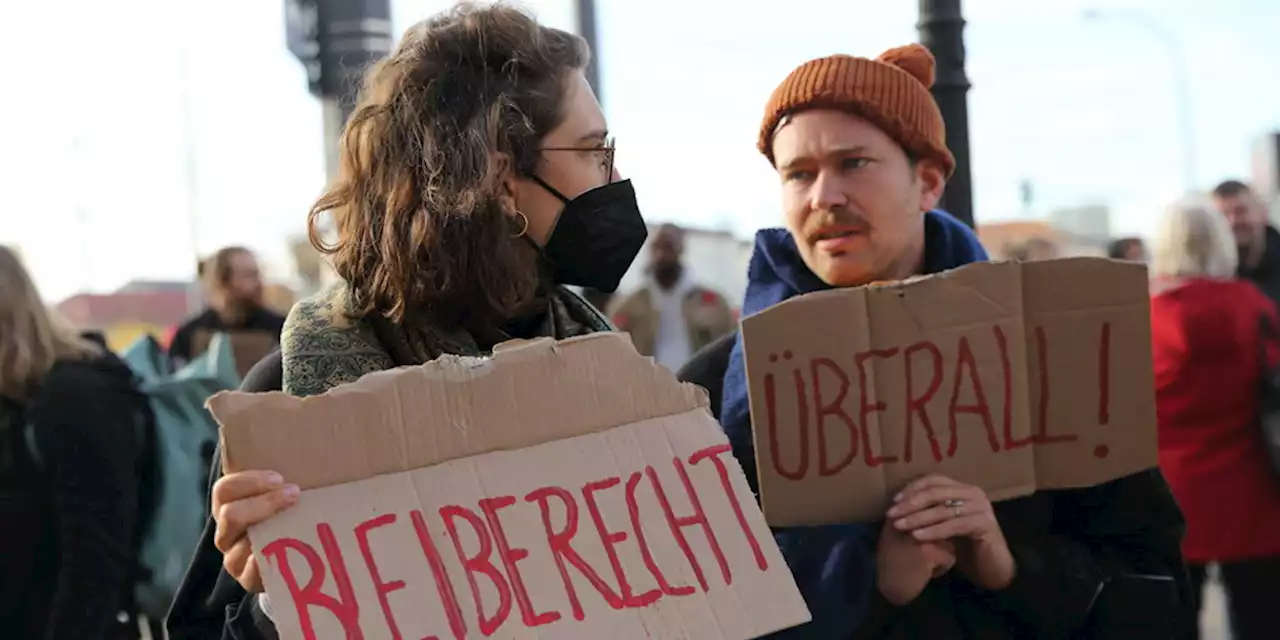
[308,2,589,330]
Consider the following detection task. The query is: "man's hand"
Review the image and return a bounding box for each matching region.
[887,474,1016,591]
[876,518,957,606]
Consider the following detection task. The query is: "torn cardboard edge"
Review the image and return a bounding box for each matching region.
[221,332,816,639]
[210,332,712,491]
[748,257,1149,317]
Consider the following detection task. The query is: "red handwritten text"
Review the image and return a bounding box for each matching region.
[260,444,766,640]
[760,321,1116,480]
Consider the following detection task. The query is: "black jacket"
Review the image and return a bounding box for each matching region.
[168,308,286,367]
[676,334,1196,640]
[1,353,145,640]
[1239,226,1280,307]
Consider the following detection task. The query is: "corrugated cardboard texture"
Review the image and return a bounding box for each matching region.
[741,258,1157,526]
[214,335,703,490]
[211,333,811,639]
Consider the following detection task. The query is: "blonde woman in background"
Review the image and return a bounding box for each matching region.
[1148,200,1280,640]
[0,246,149,639]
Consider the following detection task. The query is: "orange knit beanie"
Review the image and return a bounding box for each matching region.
[758,43,955,178]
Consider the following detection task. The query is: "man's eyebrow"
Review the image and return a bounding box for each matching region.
[829,145,871,156]
[777,157,811,173]
[778,145,872,171]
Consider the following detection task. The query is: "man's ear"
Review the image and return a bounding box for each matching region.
[494,151,520,215]
[916,160,947,212]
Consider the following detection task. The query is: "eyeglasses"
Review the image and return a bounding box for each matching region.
[540,137,616,179]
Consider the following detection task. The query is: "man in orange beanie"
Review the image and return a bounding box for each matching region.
[694,45,1192,638]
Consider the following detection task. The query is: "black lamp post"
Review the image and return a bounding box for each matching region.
[576,0,603,104]
[918,0,975,228]
[573,0,619,311]
[285,0,392,180]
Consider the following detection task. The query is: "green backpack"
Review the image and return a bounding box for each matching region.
[119,332,242,620]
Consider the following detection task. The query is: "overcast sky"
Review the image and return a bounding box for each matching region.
[2,0,1277,303]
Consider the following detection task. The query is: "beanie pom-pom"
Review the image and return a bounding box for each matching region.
[877,43,936,88]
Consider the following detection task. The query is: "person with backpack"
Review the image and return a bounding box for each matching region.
[0,246,148,639]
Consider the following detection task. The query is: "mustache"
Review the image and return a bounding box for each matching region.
[806,209,871,237]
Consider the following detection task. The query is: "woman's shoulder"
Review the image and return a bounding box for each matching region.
[1225,278,1278,311]
[30,351,142,441]
[1153,277,1271,311]
[283,283,358,342]
[43,349,135,397]
[280,282,394,396]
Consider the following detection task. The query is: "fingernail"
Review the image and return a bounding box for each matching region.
[894,519,908,530]
[265,471,284,485]
[282,484,300,498]
[893,492,903,503]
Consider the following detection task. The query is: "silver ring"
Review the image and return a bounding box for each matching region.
[943,498,965,518]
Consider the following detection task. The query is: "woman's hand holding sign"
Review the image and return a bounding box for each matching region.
[212,470,300,594]
[886,474,1016,592]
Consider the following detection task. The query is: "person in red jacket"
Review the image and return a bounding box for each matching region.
[1149,197,1280,640]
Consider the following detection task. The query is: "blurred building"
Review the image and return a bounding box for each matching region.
[1253,131,1279,202]
[56,279,296,352]
[978,221,1060,260]
[57,280,190,351]
[977,216,1110,261]
[289,235,334,298]
[1048,204,1112,249]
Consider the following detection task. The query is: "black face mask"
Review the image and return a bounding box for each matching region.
[532,176,648,293]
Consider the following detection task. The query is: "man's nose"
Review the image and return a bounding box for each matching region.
[810,170,848,210]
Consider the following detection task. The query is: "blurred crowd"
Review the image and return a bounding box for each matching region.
[3,3,1280,640]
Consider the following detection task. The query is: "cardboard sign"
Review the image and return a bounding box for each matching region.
[192,329,278,378]
[212,333,811,640]
[741,258,1158,526]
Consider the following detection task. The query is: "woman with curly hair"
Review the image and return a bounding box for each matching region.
[165,4,646,637]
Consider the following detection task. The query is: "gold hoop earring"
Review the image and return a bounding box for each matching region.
[510,211,529,239]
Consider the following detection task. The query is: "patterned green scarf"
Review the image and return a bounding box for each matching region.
[280,282,612,397]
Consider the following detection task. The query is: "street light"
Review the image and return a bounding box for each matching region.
[176,4,203,315]
[918,0,975,228]
[573,0,618,312]
[284,0,393,182]
[1083,8,1197,193]
[575,0,602,105]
